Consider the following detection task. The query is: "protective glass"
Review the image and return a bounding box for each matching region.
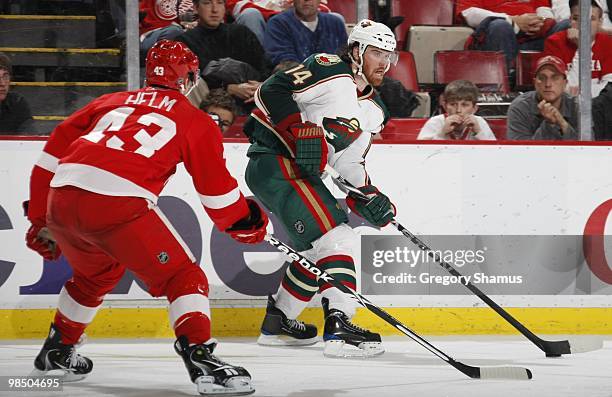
[367,48,399,66]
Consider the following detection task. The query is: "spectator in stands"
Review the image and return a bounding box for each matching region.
[605,0,612,32]
[552,0,612,33]
[263,0,347,67]
[140,0,195,61]
[177,0,268,112]
[227,1,339,45]
[507,55,578,140]
[543,0,612,97]
[418,80,496,140]
[199,88,237,133]
[456,0,570,74]
[0,53,35,135]
[226,0,283,44]
[593,82,612,140]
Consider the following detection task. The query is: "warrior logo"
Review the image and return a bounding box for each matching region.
[157,251,170,264]
[294,220,305,234]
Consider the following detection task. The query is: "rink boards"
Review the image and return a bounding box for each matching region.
[0,139,611,338]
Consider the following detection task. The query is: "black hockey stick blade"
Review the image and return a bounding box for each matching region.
[365,300,532,380]
[324,165,604,357]
[392,220,604,357]
[265,234,533,380]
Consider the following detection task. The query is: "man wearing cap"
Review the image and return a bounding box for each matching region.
[507,55,579,140]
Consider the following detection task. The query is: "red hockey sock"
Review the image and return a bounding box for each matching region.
[174,312,211,345]
[53,311,88,345]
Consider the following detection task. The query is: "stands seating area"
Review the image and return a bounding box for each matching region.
[1,1,125,133]
[392,0,455,50]
[1,0,549,140]
[434,50,510,94]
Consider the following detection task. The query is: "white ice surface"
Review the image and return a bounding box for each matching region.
[0,337,610,397]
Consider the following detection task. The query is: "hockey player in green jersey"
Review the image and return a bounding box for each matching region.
[244,19,398,358]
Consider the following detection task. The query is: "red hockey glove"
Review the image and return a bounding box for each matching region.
[289,122,328,177]
[26,224,62,260]
[346,185,396,227]
[226,198,269,244]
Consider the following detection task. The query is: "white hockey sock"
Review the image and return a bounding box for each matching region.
[321,287,356,318]
[273,284,312,319]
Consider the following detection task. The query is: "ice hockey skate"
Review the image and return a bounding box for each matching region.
[322,298,385,358]
[175,336,254,396]
[30,323,93,382]
[257,294,318,346]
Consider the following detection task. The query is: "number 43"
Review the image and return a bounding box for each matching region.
[83,107,176,158]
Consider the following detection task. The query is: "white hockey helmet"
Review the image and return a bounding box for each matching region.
[348,19,398,76]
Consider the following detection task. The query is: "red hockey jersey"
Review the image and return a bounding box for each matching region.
[28,87,249,232]
[139,0,193,36]
[543,30,612,82]
[226,0,330,21]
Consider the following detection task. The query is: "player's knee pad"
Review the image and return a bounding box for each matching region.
[165,264,210,302]
[311,223,358,260]
[65,265,126,307]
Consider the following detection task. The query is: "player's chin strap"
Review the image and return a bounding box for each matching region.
[324,164,603,357]
[181,72,199,97]
[350,47,373,88]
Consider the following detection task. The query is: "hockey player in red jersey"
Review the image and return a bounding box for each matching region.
[24,40,266,396]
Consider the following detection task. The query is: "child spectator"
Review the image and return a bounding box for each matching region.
[199,88,237,133]
[418,80,496,140]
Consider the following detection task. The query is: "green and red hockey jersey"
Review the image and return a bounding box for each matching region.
[244,53,390,187]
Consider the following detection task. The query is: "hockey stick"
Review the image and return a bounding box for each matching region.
[264,234,532,380]
[324,165,603,357]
